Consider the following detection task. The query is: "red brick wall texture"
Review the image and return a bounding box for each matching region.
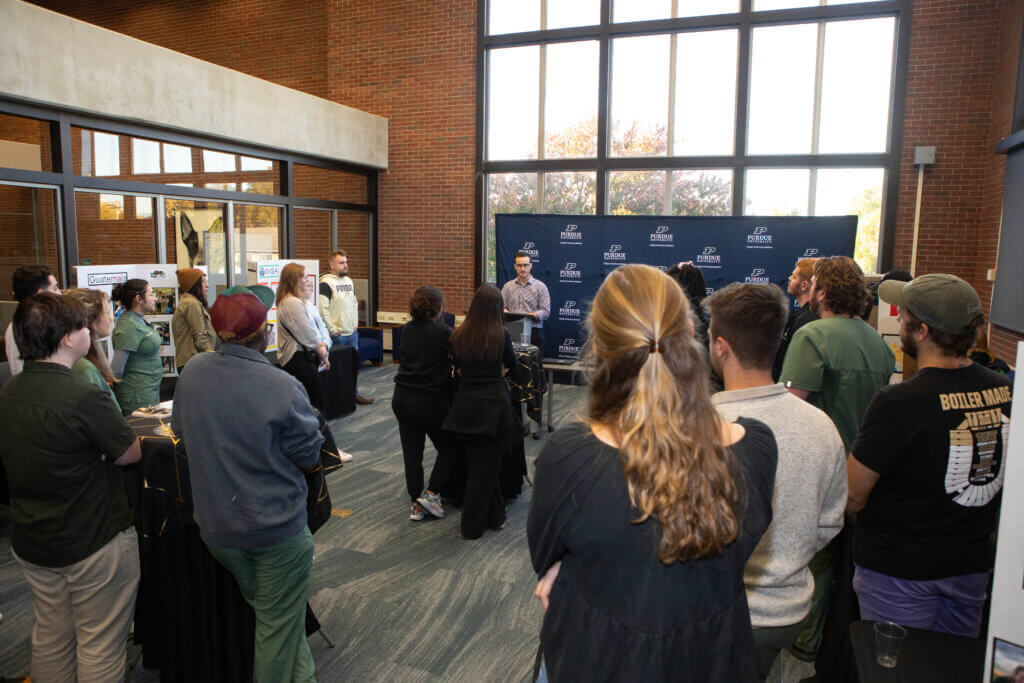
[21,0,1024,359]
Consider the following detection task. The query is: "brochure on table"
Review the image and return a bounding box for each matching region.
[250,259,319,352]
[73,264,207,378]
[985,342,1024,681]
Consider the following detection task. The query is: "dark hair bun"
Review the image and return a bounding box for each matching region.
[409,285,444,320]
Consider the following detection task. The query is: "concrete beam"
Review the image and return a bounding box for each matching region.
[0,0,388,169]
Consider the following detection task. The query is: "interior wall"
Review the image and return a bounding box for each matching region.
[892,0,1024,360]
[26,0,1024,358]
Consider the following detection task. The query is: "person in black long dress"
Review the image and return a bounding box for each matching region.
[442,285,518,540]
[527,264,779,682]
[392,286,457,521]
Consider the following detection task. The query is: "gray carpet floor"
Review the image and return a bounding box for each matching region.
[0,360,815,682]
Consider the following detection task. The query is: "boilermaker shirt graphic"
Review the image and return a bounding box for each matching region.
[851,363,1012,580]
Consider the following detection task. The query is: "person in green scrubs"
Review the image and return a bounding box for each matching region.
[65,288,120,407]
[111,279,162,414]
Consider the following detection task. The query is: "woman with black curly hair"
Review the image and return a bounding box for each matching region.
[392,285,457,521]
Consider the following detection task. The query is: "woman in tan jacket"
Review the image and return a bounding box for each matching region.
[172,268,216,373]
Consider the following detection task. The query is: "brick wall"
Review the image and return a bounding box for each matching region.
[30,0,328,100]
[324,0,478,314]
[25,0,1024,358]
[892,0,1024,361]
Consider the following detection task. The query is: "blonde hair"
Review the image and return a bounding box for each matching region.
[64,287,118,385]
[275,263,306,305]
[586,264,740,564]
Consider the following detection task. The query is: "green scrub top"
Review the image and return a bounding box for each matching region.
[112,311,163,414]
[72,357,119,408]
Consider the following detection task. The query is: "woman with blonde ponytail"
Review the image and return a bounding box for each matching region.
[527,264,778,682]
[65,287,120,407]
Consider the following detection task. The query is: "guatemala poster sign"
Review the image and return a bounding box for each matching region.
[496,214,857,361]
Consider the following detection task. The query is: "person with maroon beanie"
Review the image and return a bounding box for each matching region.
[172,285,323,682]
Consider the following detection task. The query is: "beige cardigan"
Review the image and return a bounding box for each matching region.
[172,292,216,369]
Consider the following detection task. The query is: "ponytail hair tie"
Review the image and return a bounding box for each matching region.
[648,339,664,354]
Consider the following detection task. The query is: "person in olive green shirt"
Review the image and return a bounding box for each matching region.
[65,287,120,405]
[172,267,216,372]
[111,278,162,414]
[0,292,141,682]
[779,255,894,667]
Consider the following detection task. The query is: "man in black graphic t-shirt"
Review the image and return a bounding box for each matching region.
[846,274,1011,637]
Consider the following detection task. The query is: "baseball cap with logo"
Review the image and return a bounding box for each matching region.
[878,273,983,335]
[210,285,274,342]
[221,284,275,309]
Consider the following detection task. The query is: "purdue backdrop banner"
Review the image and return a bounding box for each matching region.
[495,214,858,361]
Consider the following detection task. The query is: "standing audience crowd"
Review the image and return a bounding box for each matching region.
[0,249,1013,682]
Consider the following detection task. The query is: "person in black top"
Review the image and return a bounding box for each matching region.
[666,261,710,347]
[392,285,457,521]
[442,285,518,540]
[847,274,1012,637]
[528,264,778,682]
[772,257,819,381]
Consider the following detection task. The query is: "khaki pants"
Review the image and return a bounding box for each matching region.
[14,527,140,683]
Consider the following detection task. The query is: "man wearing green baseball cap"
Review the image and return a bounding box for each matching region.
[846,273,1012,637]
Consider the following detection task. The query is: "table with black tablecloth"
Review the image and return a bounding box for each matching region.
[123,411,343,682]
[321,344,358,419]
[842,620,985,683]
[508,344,545,429]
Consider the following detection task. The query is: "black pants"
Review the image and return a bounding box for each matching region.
[282,351,326,413]
[392,386,456,502]
[457,405,516,540]
[530,327,544,354]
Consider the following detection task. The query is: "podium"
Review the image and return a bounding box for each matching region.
[503,312,539,345]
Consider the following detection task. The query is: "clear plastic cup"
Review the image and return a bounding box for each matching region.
[874,621,908,668]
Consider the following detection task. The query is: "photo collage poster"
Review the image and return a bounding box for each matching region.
[74,264,207,377]
[251,259,319,352]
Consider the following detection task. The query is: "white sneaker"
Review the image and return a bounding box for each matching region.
[339,450,354,463]
[410,503,426,521]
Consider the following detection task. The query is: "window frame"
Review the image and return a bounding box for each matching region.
[476,0,912,283]
[0,96,380,322]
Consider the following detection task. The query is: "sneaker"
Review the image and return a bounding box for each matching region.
[416,491,446,519]
[409,503,426,521]
[339,450,354,463]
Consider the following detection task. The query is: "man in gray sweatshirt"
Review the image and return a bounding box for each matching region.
[705,283,847,681]
[173,285,324,683]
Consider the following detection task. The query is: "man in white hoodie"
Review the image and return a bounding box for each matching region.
[705,282,847,681]
[319,249,373,404]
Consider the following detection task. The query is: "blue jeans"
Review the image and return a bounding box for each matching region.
[331,332,361,390]
[853,564,990,637]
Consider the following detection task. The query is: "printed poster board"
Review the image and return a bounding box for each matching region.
[250,259,319,352]
[73,264,206,377]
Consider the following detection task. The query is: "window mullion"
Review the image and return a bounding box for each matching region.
[538,44,547,161]
[665,29,678,215]
[808,21,826,215]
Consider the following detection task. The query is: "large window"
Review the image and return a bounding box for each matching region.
[1,99,378,322]
[480,0,908,279]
